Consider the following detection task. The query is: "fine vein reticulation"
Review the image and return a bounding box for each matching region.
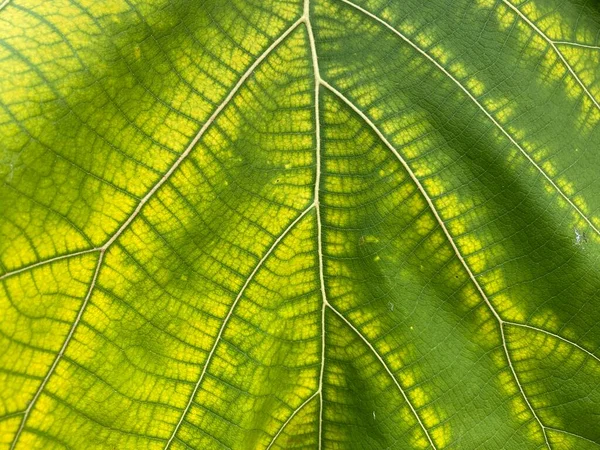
[2,0,600,449]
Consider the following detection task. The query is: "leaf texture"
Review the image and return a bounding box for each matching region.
[1,0,600,448]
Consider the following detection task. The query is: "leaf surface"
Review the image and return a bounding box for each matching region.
[1,0,600,448]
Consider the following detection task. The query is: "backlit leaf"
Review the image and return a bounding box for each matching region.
[1,0,600,448]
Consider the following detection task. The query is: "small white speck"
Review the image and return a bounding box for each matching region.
[574,227,587,246]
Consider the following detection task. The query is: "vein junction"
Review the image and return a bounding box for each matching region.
[4,0,600,448]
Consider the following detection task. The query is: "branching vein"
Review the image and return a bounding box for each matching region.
[322,80,551,449]
[163,205,314,449]
[10,252,104,450]
[0,248,101,281]
[266,391,319,450]
[327,303,438,449]
[7,17,305,449]
[501,0,600,112]
[338,0,600,239]
[5,2,600,448]
[506,321,600,364]
[553,41,600,50]
[546,427,600,447]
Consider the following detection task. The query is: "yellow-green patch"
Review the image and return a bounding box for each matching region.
[1,0,600,448]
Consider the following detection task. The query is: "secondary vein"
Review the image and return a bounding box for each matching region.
[338,0,600,239]
[501,0,600,112]
[10,252,104,450]
[163,204,314,449]
[7,17,305,449]
[322,80,550,449]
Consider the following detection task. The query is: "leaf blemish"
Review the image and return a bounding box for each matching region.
[574,227,588,246]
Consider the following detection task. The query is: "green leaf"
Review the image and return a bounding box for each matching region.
[1,0,600,448]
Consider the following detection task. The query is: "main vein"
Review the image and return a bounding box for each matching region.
[7,2,599,448]
[302,2,328,449]
[321,80,551,449]
[304,1,439,448]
